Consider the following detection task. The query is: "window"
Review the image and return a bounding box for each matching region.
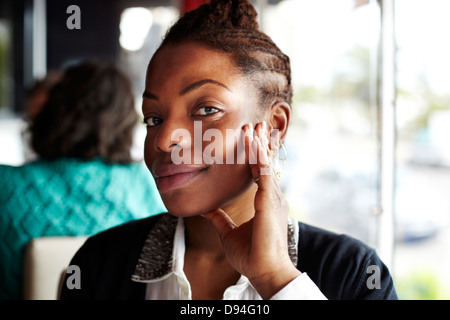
[0,16,25,166]
[0,18,12,114]
[264,0,380,248]
[119,6,179,105]
[394,0,450,299]
[118,5,179,161]
[263,0,450,299]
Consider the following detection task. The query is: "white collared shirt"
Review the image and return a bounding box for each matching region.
[132,216,327,300]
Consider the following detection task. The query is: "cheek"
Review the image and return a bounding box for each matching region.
[207,163,253,210]
[201,112,251,165]
[162,163,252,217]
[201,129,245,165]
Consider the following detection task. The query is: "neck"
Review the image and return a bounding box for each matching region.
[184,183,257,259]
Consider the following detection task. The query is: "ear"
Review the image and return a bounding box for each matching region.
[267,101,290,149]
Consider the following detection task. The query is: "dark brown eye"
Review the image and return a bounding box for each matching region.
[144,116,163,127]
[194,106,219,116]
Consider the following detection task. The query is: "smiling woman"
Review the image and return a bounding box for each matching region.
[142,42,264,219]
[60,0,397,301]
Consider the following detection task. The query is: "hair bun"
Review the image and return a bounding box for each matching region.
[160,0,293,106]
[205,0,260,30]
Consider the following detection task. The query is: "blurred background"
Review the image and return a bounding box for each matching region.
[1,0,449,299]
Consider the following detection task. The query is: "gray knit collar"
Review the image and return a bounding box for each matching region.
[131,213,298,282]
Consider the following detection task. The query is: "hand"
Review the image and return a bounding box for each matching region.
[203,121,300,299]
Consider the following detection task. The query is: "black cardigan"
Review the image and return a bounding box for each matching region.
[60,214,397,300]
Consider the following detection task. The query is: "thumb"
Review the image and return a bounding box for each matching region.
[202,209,236,240]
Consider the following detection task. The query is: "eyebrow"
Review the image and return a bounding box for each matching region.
[179,79,231,96]
[142,79,230,100]
[142,91,158,100]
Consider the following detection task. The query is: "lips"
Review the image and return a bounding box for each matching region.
[153,164,208,192]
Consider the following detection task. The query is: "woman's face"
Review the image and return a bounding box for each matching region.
[142,42,263,217]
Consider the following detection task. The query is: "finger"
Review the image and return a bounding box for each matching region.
[249,122,267,181]
[252,138,288,231]
[258,121,273,162]
[254,136,273,185]
[242,123,255,165]
[249,138,260,180]
[256,121,270,158]
[202,208,236,239]
[255,122,272,177]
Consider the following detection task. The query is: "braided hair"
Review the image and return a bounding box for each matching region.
[159,0,292,108]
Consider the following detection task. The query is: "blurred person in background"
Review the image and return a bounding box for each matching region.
[25,71,62,122]
[0,59,166,300]
[22,71,62,162]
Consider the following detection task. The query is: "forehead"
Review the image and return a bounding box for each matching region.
[145,42,242,92]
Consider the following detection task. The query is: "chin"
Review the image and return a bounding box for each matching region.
[159,163,254,217]
[162,182,253,219]
[156,186,208,216]
[163,198,218,218]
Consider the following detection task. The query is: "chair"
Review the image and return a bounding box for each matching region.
[23,236,88,300]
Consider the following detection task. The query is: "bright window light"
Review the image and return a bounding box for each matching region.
[120,7,153,52]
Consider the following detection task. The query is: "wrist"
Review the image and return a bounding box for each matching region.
[249,263,301,300]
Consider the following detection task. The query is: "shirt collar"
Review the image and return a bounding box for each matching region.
[131,213,298,282]
[131,213,179,282]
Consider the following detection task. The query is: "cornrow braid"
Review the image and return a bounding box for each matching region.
[160,0,292,107]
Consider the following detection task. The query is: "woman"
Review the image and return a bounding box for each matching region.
[0,60,165,300]
[60,1,397,300]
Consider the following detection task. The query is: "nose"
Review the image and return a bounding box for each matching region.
[154,119,193,153]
